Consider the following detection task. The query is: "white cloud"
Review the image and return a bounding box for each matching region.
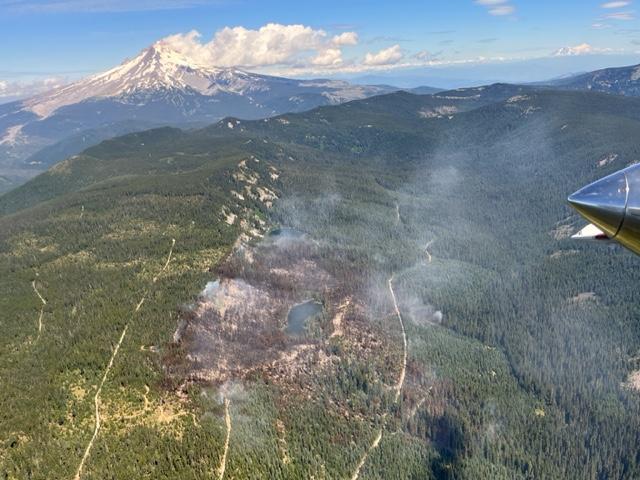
[274,54,506,77]
[0,77,68,100]
[160,23,412,73]
[601,1,632,8]
[160,23,359,69]
[96,22,623,78]
[413,50,434,61]
[603,11,635,19]
[474,0,516,16]
[311,48,344,66]
[363,44,404,66]
[488,5,515,15]
[331,32,358,46]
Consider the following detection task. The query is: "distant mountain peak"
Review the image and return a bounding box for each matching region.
[23,42,268,118]
[1,40,400,184]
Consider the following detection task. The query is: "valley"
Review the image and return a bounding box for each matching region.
[2,85,640,478]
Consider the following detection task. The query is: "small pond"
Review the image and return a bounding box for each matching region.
[286,300,323,336]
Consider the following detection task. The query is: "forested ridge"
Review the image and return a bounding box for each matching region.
[2,85,640,478]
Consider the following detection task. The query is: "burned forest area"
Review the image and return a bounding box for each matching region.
[4,87,640,479]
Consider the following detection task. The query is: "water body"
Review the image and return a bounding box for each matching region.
[287,300,323,336]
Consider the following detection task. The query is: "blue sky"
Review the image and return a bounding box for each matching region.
[1,0,640,95]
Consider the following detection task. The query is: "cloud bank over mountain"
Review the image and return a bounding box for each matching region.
[157,23,411,75]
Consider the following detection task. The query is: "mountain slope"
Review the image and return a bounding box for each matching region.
[3,86,640,479]
[19,42,397,120]
[0,40,400,187]
[543,62,640,96]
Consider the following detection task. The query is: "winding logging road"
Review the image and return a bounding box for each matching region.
[350,428,384,480]
[217,398,232,480]
[350,274,408,480]
[425,240,434,265]
[31,280,46,342]
[389,275,407,403]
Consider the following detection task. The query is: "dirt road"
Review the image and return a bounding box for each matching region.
[350,427,383,480]
[350,274,408,479]
[388,275,407,403]
[73,239,175,480]
[217,398,232,480]
[31,280,46,342]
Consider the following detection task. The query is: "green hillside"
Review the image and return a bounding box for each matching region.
[2,86,640,479]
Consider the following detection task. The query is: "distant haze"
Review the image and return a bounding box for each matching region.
[3,53,640,106]
[344,54,640,89]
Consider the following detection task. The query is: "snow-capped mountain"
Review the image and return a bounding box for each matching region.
[20,41,319,118]
[0,41,398,188]
[22,43,256,118]
[543,63,640,97]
